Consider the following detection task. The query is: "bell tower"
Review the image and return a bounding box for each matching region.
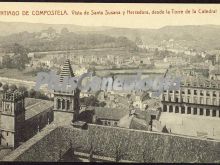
[0,90,25,148]
[53,59,80,125]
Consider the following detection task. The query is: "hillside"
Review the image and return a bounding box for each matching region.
[0,21,111,36]
[0,28,137,52]
[0,22,220,51]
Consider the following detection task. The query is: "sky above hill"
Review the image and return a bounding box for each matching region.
[0,3,220,29]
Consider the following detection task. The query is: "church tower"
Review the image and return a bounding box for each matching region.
[0,90,25,148]
[53,59,80,125]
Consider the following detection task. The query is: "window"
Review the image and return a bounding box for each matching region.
[62,99,65,109]
[163,105,167,112]
[175,106,179,113]
[193,108,197,115]
[67,100,70,110]
[206,91,210,96]
[6,104,10,109]
[182,91,185,94]
[169,106,173,112]
[194,90,197,95]
[213,110,216,117]
[213,91,217,97]
[213,99,217,105]
[188,89,191,94]
[6,132,8,136]
[175,91,179,94]
[206,98,210,105]
[206,109,210,116]
[181,106,185,114]
[175,98,178,103]
[200,91,203,96]
[187,107,191,114]
[57,99,61,109]
[194,97,197,104]
[168,97,171,102]
[200,98,204,104]
[200,108,203,115]
[180,98,183,102]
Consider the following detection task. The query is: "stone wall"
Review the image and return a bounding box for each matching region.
[3,124,220,163]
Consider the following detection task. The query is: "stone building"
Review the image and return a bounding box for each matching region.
[53,59,80,125]
[0,90,54,149]
[161,75,220,117]
[0,90,25,148]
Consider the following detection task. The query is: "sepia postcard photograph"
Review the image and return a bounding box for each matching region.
[0,2,219,163]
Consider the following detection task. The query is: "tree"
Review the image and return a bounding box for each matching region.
[18,86,28,96]
[83,96,99,107]
[2,55,12,68]
[9,84,17,91]
[2,84,9,92]
[61,28,69,35]
[12,43,30,70]
[45,27,56,38]
[29,89,36,98]
[135,36,143,45]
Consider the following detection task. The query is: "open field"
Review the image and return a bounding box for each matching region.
[32,47,147,58]
[0,68,36,82]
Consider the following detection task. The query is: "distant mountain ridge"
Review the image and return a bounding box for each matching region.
[0,21,220,51]
[0,21,113,36]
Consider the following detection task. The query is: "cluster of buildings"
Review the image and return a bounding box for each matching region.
[161,76,220,117]
[0,59,162,151]
[1,50,220,160]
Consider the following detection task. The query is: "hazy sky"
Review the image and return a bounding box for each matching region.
[0,3,220,29]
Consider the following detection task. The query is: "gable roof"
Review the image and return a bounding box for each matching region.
[25,99,53,120]
[117,114,149,131]
[93,107,128,121]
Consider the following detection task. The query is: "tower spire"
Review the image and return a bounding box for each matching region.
[60,59,74,83]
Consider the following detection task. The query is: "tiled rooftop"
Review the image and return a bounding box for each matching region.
[25,99,53,120]
[143,99,162,111]
[181,76,220,89]
[87,106,129,121]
